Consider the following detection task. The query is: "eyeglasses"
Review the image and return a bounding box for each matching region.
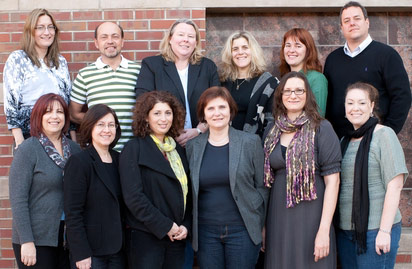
[282,89,306,96]
[34,25,56,33]
[95,122,118,130]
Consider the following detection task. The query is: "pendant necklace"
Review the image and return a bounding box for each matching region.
[236,78,247,90]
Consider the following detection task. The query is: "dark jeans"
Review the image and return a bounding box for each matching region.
[125,228,186,269]
[13,221,70,269]
[197,224,260,269]
[337,222,401,269]
[91,251,125,269]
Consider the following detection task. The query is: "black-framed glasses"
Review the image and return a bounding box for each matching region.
[34,25,56,33]
[282,89,306,96]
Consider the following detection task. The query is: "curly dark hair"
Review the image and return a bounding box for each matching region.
[273,71,322,128]
[133,91,186,138]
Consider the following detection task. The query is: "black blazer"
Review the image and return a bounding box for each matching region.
[135,55,220,127]
[119,136,191,240]
[64,146,123,262]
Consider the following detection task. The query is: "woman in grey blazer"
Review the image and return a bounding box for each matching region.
[186,86,268,269]
[9,93,81,268]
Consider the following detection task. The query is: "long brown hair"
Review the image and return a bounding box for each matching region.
[279,28,322,76]
[273,71,322,128]
[21,8,61,68]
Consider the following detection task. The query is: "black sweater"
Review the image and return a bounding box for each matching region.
[324,40,411,138]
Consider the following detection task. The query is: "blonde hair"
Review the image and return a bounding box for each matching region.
[219,31,266,82]
[21,8,61,68]
[159,18,203,65]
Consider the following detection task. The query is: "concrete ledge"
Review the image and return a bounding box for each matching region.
[399,227,412,253]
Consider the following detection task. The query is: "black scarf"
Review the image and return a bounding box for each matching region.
[340,117,378,254]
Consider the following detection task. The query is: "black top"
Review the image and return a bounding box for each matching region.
[103,162,121,200]
[324,40,411,138]
[198,142,243,225]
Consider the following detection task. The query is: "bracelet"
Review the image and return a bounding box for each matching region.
[379,228,391,235]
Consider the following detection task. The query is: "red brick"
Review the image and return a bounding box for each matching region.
[150,41,160,50]
[0,145,12,155]
[166,10,190,19]
[61,53,72,62]
[0,127,11,135]
[135,10,164,19]
[150,20,175,30]
[60,42,87,52]
[0,23,24,32]
[192,10,206,19]
[53,12,71,21]
[0,219,12,228]
[0,199,11,208]
[88,21,102,31]
[136,51,158,61]
[0,167,10,176]
[396,254,412,263]
[59,21,86,31]
[123,41,148,50]
[10,12,28,22]
[0,136,13,145]
[123,31,134,40]
[0,209,12,219]
[0,34,10,42]
[1,249,15,258]
[0,115,7,124]
[68,63,87,72]
[136,31,164,40]
[73,53,100,62]
[121,52,135,61]
[104,10,133,20]
[0,157,13,166]
[200,31,206,39]
[0,63,4,73]
[0,229,12,238]
[0,54,10,62]
[11,33,21,43]
[74,32,94,41]
[0,13,10,22]
[59,32,72,41]
[73,11,102,20]
[0,238,12,249]
[0,259,15,268]
[87,42,98,51]
[119,21,148,30]
[192,20,205,29]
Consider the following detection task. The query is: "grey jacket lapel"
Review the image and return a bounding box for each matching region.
[191,133,208,196]
[228,127,241,194]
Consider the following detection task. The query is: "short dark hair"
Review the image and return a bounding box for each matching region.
[94,22,124,39]
[345,82,380,120]
[272,71,321,128]
[79,104,121,149]
[132,91,185,138]
[196,86,238,124]
[340,1,368,25]
[30,93,70,138]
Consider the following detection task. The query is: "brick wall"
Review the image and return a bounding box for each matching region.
[0,8,205,268]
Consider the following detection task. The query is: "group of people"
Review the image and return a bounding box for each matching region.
[4,1,410,269]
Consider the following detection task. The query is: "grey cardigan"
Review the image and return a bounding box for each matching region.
[186,127,269,251]
[9,137,81,246]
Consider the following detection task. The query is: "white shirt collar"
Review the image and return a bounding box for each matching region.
[343,35,373,58]
[95,55,129,69]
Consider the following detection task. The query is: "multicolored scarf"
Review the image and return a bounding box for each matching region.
[38,133,72,169]
[150,134,188,211]
[263,112,316,208]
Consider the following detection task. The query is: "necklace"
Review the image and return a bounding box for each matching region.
[208,136,229,146]
[236,78,247,90]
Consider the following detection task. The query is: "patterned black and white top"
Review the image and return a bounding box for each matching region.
[3,50,71,136]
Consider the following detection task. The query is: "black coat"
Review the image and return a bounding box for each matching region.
[135,55,220,127]
[64,146,123,262]
[119,136,192,240]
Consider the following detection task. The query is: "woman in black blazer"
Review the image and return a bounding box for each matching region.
[120,91,191,269]
[135,18,220,147]
[64,104,125,269]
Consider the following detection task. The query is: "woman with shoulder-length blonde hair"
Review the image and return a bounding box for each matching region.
[220,31,279,137]
[135,18,220,147]
[3,8,73,148]
[279,28,328,116]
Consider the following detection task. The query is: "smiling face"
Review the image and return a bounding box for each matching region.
[34,15,55,53]
[283,36,307,72]
[231,37,251,74]
[169,23,197,61]
[345,88,374,130]
[147,102,173,142]
[204,97,231,131]
[341,6,370,44]
[94,22,124,61]
[282,77,307,120]
[92,113,117,150]
[42,101,65,138]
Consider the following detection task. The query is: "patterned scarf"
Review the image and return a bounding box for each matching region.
[150,134,188,210]
[38,133,72,169]
[263,112,316,208]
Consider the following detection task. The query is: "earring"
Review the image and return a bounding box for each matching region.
[370,111,373,117]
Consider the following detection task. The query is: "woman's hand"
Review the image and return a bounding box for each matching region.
[261,226,266,252]
[175,129,199,147]
[375,231,391,255]
[76,257,91,269]
[173,225,188,240]
[314,229,330,262]
[167,222,180,242]
[21,242,36,266]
